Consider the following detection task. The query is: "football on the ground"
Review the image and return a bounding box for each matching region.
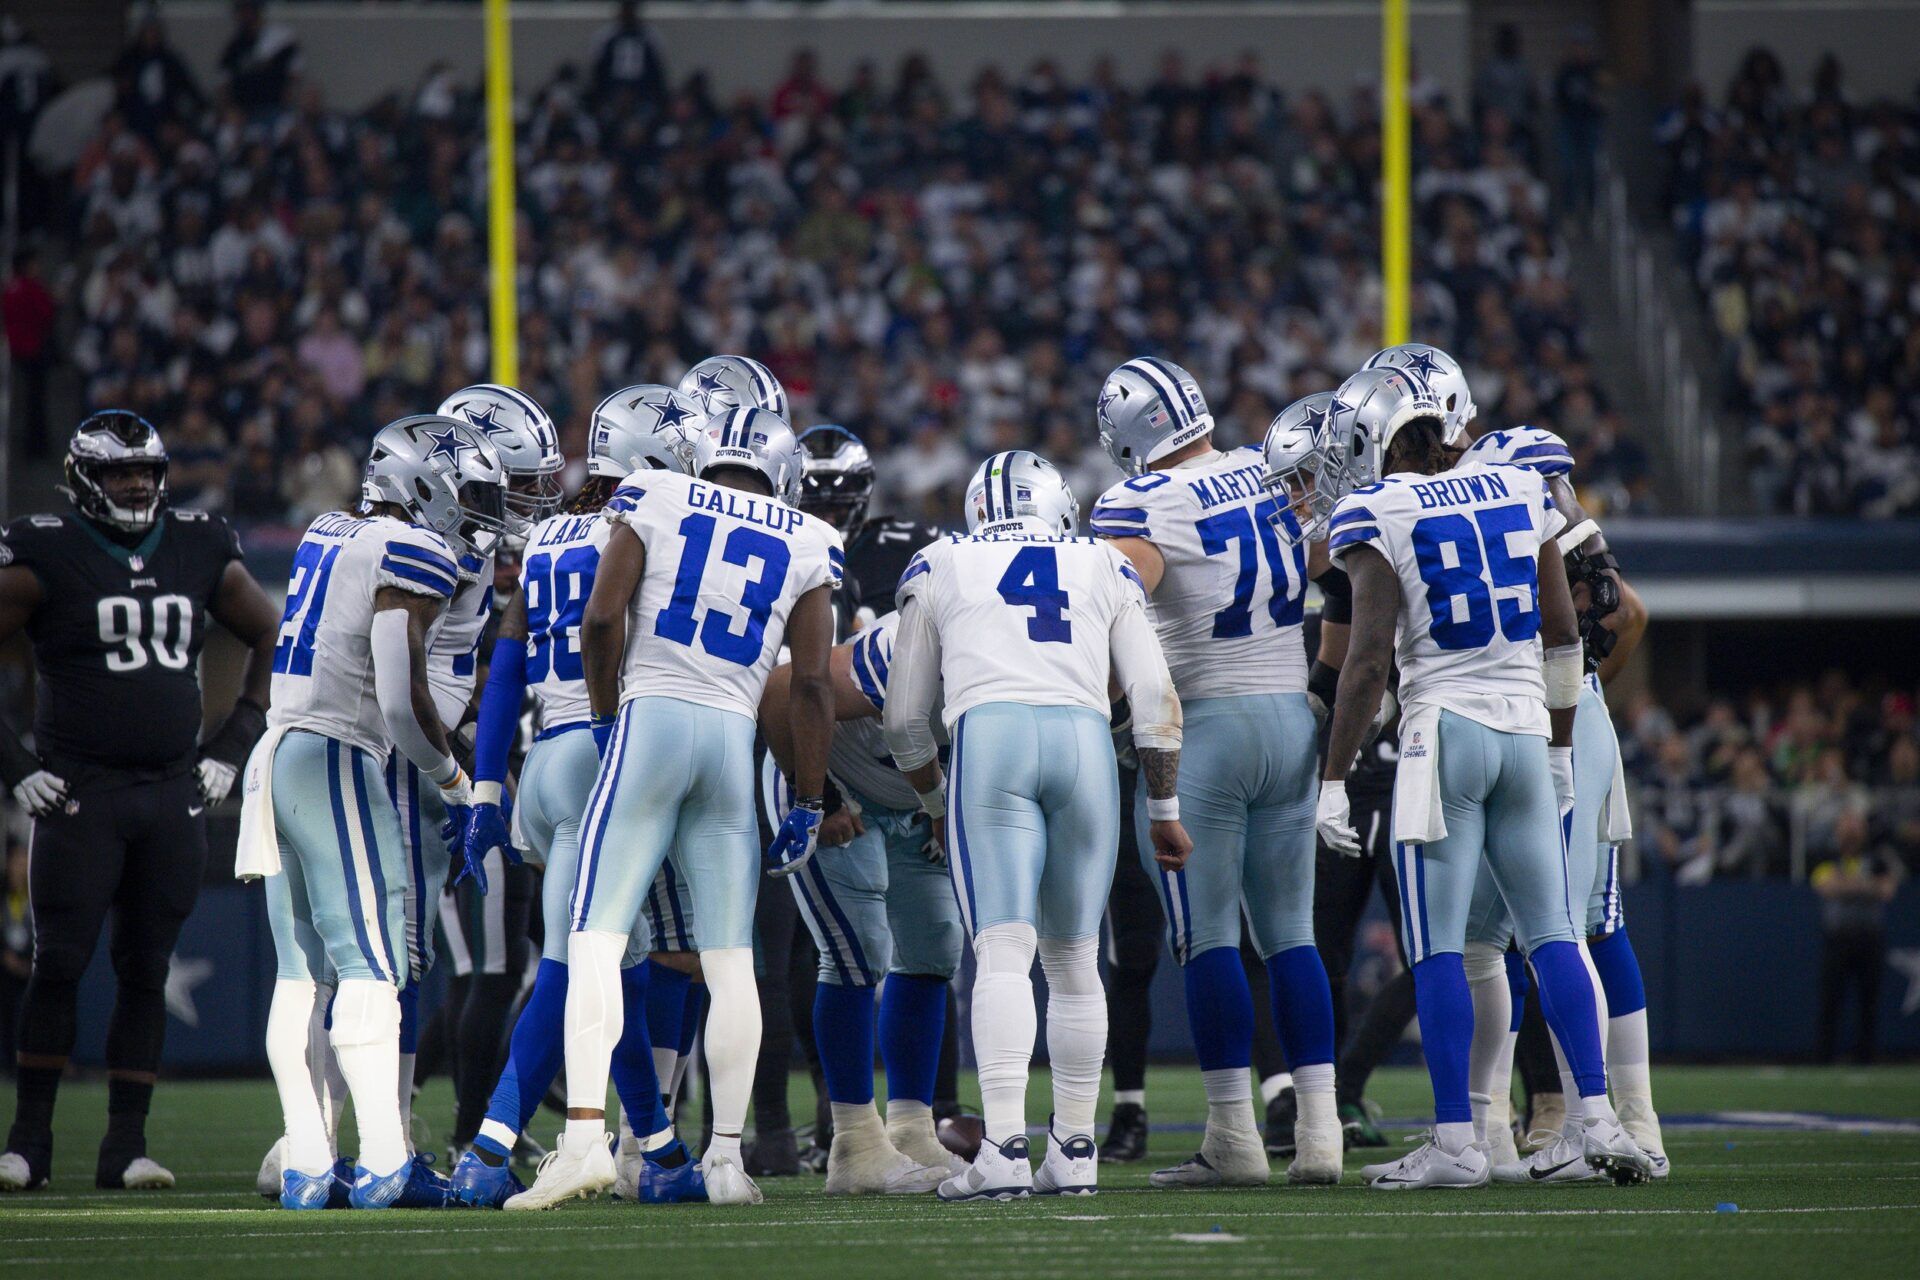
[937,1113,985,1161]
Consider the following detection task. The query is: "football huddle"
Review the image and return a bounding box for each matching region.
[0,341,1665,1207]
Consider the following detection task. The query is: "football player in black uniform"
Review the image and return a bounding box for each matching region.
[0,412,279,1191]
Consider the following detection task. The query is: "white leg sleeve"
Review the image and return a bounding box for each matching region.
[699,948,761,1165]
[1578,939,1610,1058]
[305,976,343,1149]
[971,923,1039,1146]
[268,979,332,1176]
[396,1052,416,1154]
[1464,942,1511,1143]
[1036,934,1105,1139]
[565,930,629,1115]
[329,979,407,1176]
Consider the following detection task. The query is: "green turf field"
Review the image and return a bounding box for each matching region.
[4,1066,1918,1278]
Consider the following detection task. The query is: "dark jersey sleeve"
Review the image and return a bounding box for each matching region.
[847,517,944,617]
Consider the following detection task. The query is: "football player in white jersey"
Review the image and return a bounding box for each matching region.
[242,416,507,1209]
[449,385,713,1208]
[508,406,844,1209]
[1452,416,1664,1181]
[1089,358,1343,1187]
[884,450,1189,1202]
[1306,369,1648,1188]
[759,613,960,1195]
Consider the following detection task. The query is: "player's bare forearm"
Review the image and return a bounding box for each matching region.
[0,568,45,782]
[758,664,797,776]
[211,560,281,706]
[1597,576,1647,684]
[1537,546,1581,749]
[1324,547,1394,781]
[582,525,643,718]
[1102,536,1165,595]
[1137,747,1179,801]
[496,588,528,642]
[784,586,836,799]
[900,759,942,796]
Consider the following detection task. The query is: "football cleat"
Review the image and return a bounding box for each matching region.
[1492,1131,1602,1185]
[745,1126,801,1178]
[1287,1097,1344,1185]
[824,1124,945,1196]
[1151,1120,1269,1189]
[1340,1101,1389,1148]
[102,1155,175,1190]
[1264,1089,1297,1157]
[1365,1137,1490,1190]
[280,1167,336,1210]
[1521,1095,1566,1150]
[1097,1102,1148,1164]
[1647,1151,1671,1181]
[450,1150,525,1208]
[0,1150,46,1191]
[388,1152,450,1208]
[699,1152,764,1206]
[629,1142,708,1204]
[937,1134,1033,1202]
[347,1162,411,1209]
[1582,1117,1654,1186]
[504,1130,617,1210]
[1485,1118,1521,1171]
[890,1112,968,1177]
[257,1137,287,1198]
[1032,1126,1098,1196]
[326,1157,354,1209]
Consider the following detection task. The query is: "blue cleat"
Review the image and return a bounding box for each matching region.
[391,1152,451,1208]
[637,1142,708,1204]
[348,1162,410,1209]
[280,1167,335,1210]
[326,1157,354,1209]
[449,1149,525,1208]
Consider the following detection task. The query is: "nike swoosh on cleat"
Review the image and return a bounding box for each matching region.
[1529,1159,1580,1181]
[188,806,204,816]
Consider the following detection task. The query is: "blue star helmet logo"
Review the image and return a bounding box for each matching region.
[424,425,475,467]
[1299,401,1331,435]
[1325,395,1353,423]
[460,402,509,435]
[1098,386,1123,428]
[1401,349,1443,380]
[652,396,695,431]
[691,370,729,405]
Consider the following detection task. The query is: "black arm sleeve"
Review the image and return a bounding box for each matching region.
[1315,564,1353,625]
[199,696,267,770]
[0,722,39,789]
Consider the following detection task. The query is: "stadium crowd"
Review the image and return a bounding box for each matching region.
[1659,47,1920,518]
[23,7,1624,530]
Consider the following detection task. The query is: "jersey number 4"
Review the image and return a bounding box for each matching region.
[1411,504,1540,651]
[997,546,1071,643]
[654,513,793,667]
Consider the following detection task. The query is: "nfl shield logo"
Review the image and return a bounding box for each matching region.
[129,555,144,571]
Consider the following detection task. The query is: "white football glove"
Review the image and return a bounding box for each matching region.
[1316,779,1362,857]
[13,770,69,818]
[1548,746,1575,820]
[195,757,238,807]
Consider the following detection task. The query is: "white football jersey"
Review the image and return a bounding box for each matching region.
[519,510,612,729]
[1090,445,1308,701]
[425,552,494,727]
[268,511,458,756]
[835,612,924,812]
[896,531,1148,729]
[605,469,843,720]
[1327,461,1557,737]
[1458,425,1575,478]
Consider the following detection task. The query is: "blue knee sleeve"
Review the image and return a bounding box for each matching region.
[1586,928,1647,1016]
[1265,944,1335,1069]
[398,981,419,1055]
[879,973,946,1105]
[644,959,691,1050]
[1502,948,1527,1033]
[479,958,569,1156]
[679,983,706,1058]
[1412,954,1473,1125]
[1183,945,1253,1072]
[1528,940,1607,1098]
[814,983,877,1105]
[614,964,671,1137]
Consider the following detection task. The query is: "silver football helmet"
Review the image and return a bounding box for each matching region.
[590,384,715,478]
[678,354,788,420]
[964,450,1079,537]
[1363,343,1475,445]
[1260,392,1338,545]
[64,410,169,532]
[1096,357,1214,475]
[703,406,807,507]
[435,383,565,527]
[363,415,511,563]
[1323,366,1449,501]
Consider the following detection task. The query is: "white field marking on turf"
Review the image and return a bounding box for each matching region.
[13,1198,1920,1244]
[1172,1232,1246,1243]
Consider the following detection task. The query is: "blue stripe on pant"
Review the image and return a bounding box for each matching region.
[946,702,1119,940]
[1132,692,1317,964]
[791,797,963,988]
[264,730,409,985]
[1393,711,1579,964]
[514,727,652,966]
[571,696,758,950]
[386,753,450,980]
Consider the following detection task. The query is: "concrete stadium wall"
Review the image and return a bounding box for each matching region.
[155,1,1471,110]
[1690,0,1920,99]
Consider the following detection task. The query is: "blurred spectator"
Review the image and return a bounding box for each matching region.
[1474,24,1537,141]
[3,249,57,458]
[1810,813,1902,1063]
[1551,30,1605,218]
[589,0,666,120]
[218,0,301,115]
[113,9,205,138]
[0,17,54,148]
[0,838,28,1077]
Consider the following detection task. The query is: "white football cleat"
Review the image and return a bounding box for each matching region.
[1150,1119,1270,1188]
[1492,1130,1602,1185]
[888,1112,968,1177]
[824,1125,945,1196]
[503,1130,616,1210]
[937,1135,1033,1202]
[1365,1137,1489,1190]
[1646,1151,1670,1180]
[612,1138,642,1201]
[700,1152,764,1206]
[1031,1128,1097,1196]
[1581,1117,1653,1185]
[1522,1096,1565,1151]
[1287,1099,1343,1185]
[257,1137,287,1199]
[1484,1119,1521,1171]
[0,1151,38,1191]
[115,1156,176,1189]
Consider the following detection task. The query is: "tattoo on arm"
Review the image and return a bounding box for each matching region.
[1138,747,1179,802]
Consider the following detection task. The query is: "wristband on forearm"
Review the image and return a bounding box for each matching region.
[1307,660,1340,710]
[1146,795,1180,822]
[201,697,267,769]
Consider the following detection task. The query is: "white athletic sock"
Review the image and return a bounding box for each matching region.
[970,923,1038,1146]
[1464,942,1511,1144]
[330,979,407,1176]
[268,979,332,1175]
[1259,1072,1292,1105]
[831,1100,884,1144]
[477,1118,518,1154]
[1291,1062,1334,1096]
[887,1099,931,1127]
[1036,934,1104,1137]
[1548,1030,1587,1129]
[1608,1008,1663,1153]
[305,977,343,1151]
[700,948,762,1156]
[397,1051,416,1154]
[1114,1089,1145,1108]
[564,930,629,1115]
[1435,1120,1474,1155]
[1202,1067,1258,1139]
[1577,939,1610,1059]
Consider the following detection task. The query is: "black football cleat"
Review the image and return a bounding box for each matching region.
[1097,1102,1148,1164]
[1264,1089,1297,1158]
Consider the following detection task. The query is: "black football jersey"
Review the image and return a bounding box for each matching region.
[838,515,943,636]
[0,507,241,785]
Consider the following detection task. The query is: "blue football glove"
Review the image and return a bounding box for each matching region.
[443,804,486,894]
[591,713,617,759]
[464,781,523,869]
[765,797,825,880]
